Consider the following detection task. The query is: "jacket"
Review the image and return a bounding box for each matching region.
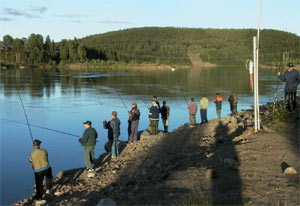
[200,97,209,109]
[187,102,197,115]
[228,95,238,105]
[29,149,50,172]
[278,69,300,92]
[79,127,98,146]
[103,120,113,140]
[129,107,140,121]
[149,104,159,120]
[160,105,170,119]
[214,97,223,110]
[110,117,121,138]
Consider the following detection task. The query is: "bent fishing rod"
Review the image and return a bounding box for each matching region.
[1,118,80,137]
[17,90,34,142]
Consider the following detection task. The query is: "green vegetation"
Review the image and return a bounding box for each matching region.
[264,102,293,123]
[1,27,299,68]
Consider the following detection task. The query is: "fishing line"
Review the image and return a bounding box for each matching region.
[1,118,80,137]
[17,90,34,142]
[88,78,108,119]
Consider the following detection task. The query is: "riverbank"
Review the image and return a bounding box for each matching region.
[14,100,299,206]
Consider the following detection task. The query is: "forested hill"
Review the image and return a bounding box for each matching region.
[79,27,299,66]
[1,27,299,67]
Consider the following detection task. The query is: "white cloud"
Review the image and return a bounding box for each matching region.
[97,20,131,25]
[30,6,47,13]
[3,8,41,18]
[0,17,11,21]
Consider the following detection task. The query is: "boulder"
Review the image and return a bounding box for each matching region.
[87,172,96,178]
[35,200,47,206]
[283,167,297,175]
[97,198,116,206]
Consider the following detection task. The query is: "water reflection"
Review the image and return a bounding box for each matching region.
[0,66,282,205]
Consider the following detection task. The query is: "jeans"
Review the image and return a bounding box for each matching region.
[230,104,238,115]
[34,167,53,199]
[200,109,208,123]
[285,92,297,112]
[150,119,159,134]
[129,120,139,141]
[84,146,95,169]
[216,109,221,119]
[189,114,196,124]
[162,117,169,132]
[111,136,119,157]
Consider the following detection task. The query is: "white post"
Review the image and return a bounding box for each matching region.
[253,36,258,132]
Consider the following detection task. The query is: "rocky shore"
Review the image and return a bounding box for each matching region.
[14,101,299,206]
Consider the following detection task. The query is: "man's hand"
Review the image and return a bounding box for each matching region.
[277,72,281,76]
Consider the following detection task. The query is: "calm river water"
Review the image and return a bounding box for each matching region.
[0,66,282,204]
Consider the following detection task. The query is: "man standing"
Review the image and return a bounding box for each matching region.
[79,121,98,172]
[200,95,209,124]
[110,111,121,158]
[187,98,197,125]
[228,91,238,115]
[149,99,160,134]
[128,102,140,142]
[214,93,223,119]
[103,120,113,153]
[278,63,300,112]
[160,100,170,132]
[29,139,53,200]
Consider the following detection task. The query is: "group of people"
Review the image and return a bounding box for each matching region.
[28,62,299,201]
[187,91,238,125]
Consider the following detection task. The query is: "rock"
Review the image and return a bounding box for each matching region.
[206,169,213,180]
[35,200,47,206]
[141,168,147,176]
[54,191,64,196]
[156,163,161,168]
[283,167,297,175]
[224,158,239,169]
[88,172,96,178]
[262,125,275,133]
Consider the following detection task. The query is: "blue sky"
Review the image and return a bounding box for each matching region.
[0,0,299,41]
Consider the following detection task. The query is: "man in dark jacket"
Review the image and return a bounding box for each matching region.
[79,121,98,172]
[214,93,223,119]
[160,100,170,132]
[110,111,121,158]
[29,139,53,200]
[149,99,160,134]
[228,91,238,115]
[103,120,113,153]
[278,63,300,112]
[128,102,140,142]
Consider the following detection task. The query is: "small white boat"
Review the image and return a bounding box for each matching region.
[171,67,176,71]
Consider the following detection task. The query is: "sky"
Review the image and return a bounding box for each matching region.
[0,0,299,42]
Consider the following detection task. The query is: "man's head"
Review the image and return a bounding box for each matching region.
[287,63,294,70]
[152,100,156,105]
[216,92,220,97]
[131,102,137,108]
[83,120,92,129]
[163,100,166,105]
[33,139,41,148]
[112,111,117,118]
[231,91,235,95]
[191,98,194,102]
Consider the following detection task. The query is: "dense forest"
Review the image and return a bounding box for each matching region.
[0,27,299,67]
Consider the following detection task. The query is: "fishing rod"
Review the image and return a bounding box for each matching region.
[114,87,130,112]
[130,86,149,108]
[88,78,108,119]
[17,90,34,142]
[1,118,80,137]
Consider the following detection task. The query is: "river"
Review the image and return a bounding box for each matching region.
[0,66,282,204]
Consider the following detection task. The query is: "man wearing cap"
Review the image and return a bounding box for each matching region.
[79,121,98,172]
[29,139,53,200]
[128,102,140,142]
[278,63,300,112]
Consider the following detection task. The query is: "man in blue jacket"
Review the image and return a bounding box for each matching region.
[110,111,121,158]
[149,99,160,134]
[278,63,300,112]
[79,121,98,172]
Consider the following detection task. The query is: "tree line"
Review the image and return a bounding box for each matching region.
[1,27,299,67]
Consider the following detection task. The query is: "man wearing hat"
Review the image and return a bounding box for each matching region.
[29,139,53,200]
[278,63,300,112]
[79,121,98,172]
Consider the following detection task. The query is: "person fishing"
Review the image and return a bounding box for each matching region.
[149,99,160,134]
[29,139,53,200]
[103,119,113,153]
[228,91,238,115]
[187,97,197,125]
[128,102,140,143]
[214,93,223,119]
[277,63,300,112]
[79,121,98,172]
[160,100,170,132]
[110,111,121,158]
[200,95,209,124]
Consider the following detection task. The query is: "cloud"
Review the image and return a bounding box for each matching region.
[3,8,41,18]
[0,17,11,21]
[30,6,47,13]
[97,20,132,25]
